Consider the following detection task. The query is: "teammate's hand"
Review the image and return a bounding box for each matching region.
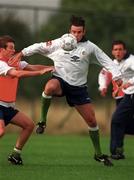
[8,52,23,67]
[100,88,107,97]
[115,79,123,87]
[122,82,133,89]
[40,66,55,74]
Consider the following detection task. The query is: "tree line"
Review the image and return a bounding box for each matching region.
[0,0,134,101]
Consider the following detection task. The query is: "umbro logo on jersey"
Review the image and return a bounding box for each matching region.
[70,55,80,62]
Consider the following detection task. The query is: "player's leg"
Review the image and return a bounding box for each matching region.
[36,92,52,134]
[8,112,35,165]
[110,119,125,160]
[110,95,133,159]
[0,119,5,137]
[0,108,6,137]
[75,104,102,155]
[75,103,113,166]
[36,78,62,134]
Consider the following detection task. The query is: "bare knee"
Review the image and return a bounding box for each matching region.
[27,121,35,132]
[45,84,57,95]
[0,129,5,137]
[87,117,97,127]
[44,79,62,95]
[85,111,97,127]
[0,121,5,137]
[24,121,35,133]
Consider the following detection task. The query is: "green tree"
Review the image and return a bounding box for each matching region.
[0,13,33,50]
[0,13,38,99]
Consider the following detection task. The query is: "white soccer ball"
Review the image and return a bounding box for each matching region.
[61,33,77,51]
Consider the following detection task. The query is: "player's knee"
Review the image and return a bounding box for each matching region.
[44,84,57,95]
[0,129,5,137]
[88,119,97,127]
[30,121,35,131]
[26,121,35,132]
[86,115,97,127]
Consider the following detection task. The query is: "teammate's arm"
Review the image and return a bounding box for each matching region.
[24,64,54,71]
[6,67,54,78]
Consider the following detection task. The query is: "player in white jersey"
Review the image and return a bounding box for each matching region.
[15,15,122,166]
[98,40,134,159]
[108,43,134,160]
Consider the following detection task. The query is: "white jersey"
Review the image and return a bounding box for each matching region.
[98,59,127,91]
[98,67,112,90]
[118,54,134,94]
[98,54,134,95]
[22,38,121,86]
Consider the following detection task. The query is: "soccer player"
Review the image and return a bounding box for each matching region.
[14,15,123,166]
[98,40,127,104]
[98,40,134,159]
[0,35,54,165]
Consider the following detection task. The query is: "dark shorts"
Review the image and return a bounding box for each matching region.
[0,105,19,126]
[52,76,91,106]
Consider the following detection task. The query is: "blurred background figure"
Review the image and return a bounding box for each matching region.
[98,40,134,160]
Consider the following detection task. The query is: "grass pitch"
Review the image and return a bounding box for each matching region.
[0,134,134,180]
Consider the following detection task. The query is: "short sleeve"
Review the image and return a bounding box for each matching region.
[0,60,13,76]
[19,61,28,69]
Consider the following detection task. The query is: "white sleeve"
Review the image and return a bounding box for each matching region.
[128,77,134,84]
[22,42,48,56]
[98,68,108,90]
[19,61,28,69]
[0,60,13,76]
[126,56,134,84]
[92,44,121,80]
[128,55,134,71]
[22,38,61,57]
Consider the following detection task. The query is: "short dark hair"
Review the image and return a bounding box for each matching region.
[112,40,126,50]
[0,35,15,49]
[70,15,85,28]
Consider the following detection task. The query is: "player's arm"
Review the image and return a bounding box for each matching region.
[6,43,49,63]
[21,39,61,57]
[6,67,54,78]
[92,44,122,80]
[10,39,60,62]
[24,64,55,71]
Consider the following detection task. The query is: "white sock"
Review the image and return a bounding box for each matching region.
[14,147,21,154]
[88,125,99,131]
[42,92,52,99]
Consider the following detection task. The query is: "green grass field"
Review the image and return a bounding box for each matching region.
[0,134,134,180]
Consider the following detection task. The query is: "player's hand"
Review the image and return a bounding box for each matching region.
[122,82,133,89]
[100,88,107,97]
[112,88,119,98]
[8,52,23,67]
[40,66,55,74]
[115,79,123,87]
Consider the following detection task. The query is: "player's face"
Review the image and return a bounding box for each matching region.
[70,25,85,42]
[112,44,126,62]
[3,42,15,59]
